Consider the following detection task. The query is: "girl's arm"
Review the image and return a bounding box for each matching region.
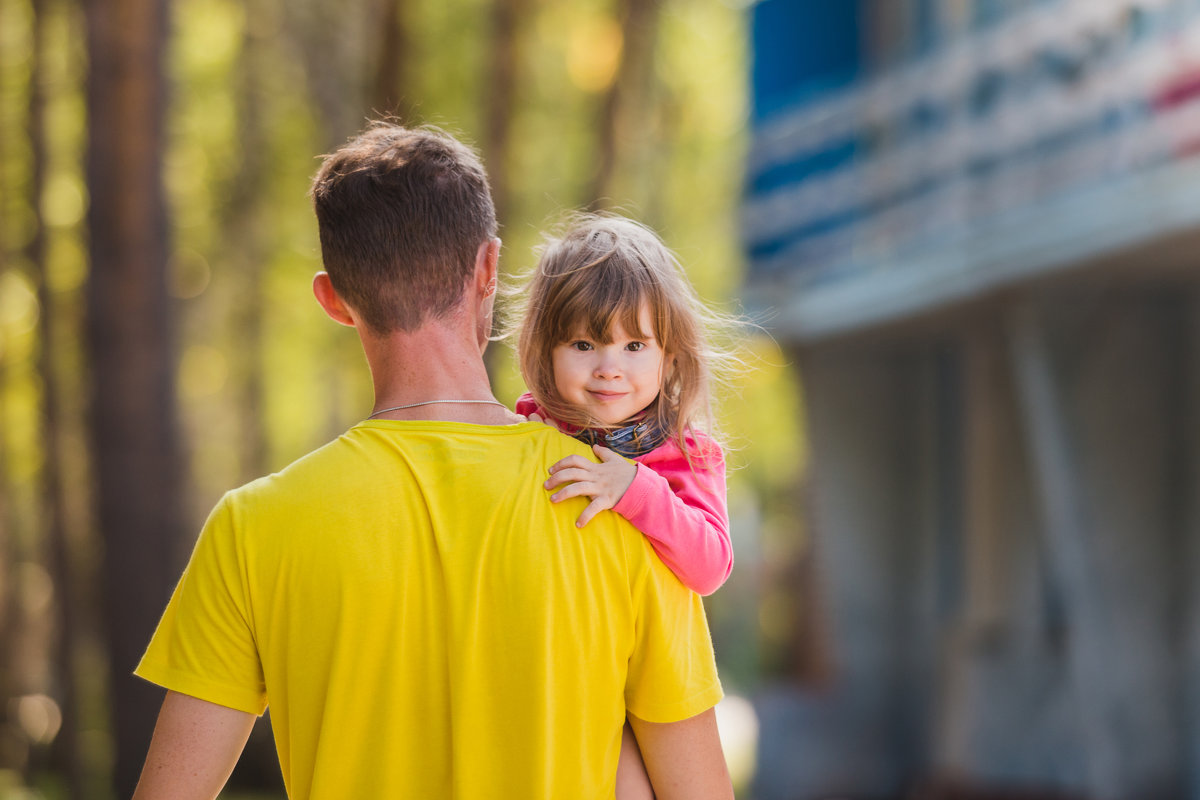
[543,448,732,595]
[611,439,731,596]
[522,394,732,595]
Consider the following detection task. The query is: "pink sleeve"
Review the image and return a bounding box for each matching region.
[612,439,732,596]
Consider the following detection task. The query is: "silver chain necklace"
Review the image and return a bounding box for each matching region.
[367,399,506,419]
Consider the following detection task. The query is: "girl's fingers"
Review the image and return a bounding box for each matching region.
[550,482,594,503]
[544,467,594,489]
[548,454,590,474]
[576,498,610,527]
[592,444,619,461]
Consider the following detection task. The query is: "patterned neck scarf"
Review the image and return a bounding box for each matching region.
[574,416,668,458]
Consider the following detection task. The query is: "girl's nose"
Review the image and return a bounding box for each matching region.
[593,353,621,378]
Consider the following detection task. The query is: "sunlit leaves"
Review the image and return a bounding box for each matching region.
[0,271,38,339]
[566,12,623,92]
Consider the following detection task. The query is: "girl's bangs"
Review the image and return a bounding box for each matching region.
[553,261,654,343]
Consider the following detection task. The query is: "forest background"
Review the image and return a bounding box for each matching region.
[0,0,808,796]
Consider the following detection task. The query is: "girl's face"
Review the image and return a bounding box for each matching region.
[551,303,667,426]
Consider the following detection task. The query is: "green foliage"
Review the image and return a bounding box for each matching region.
[1,0,810,792]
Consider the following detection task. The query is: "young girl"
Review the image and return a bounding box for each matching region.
[515,213,734,798]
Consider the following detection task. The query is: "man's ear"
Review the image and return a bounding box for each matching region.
[312,272,356,327]
[475,237,501,297]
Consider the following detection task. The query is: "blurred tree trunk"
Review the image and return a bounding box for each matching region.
[227,1,270,483]
[0,132,16,794]
[482,0,523,229]
[481,0,524,377]
[0,365,14,780]
[82,0,182,795]
[28,0,82,793]
[588,0,661,208]
[284,0,365,149]
[369,0,410,121]
[0,0,14,767]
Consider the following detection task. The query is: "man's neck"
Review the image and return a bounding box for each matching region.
[359,320,520,425]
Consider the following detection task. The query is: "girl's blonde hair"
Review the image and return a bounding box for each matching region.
[517,213,739,460]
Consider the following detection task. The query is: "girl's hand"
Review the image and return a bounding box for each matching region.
[544,444,637,527]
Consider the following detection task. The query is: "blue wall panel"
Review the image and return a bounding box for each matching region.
[751,0,861,123]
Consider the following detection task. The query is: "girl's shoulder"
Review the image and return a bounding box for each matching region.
[515,392,540,417]
[640,427,724,471]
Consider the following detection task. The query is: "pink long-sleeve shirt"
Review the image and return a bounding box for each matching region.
[517,393,732,596]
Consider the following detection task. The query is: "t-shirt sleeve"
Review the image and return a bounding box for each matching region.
[134,493,268,715]
[624,540,724,723]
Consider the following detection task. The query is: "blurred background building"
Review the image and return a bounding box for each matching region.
[744,1,1200,798]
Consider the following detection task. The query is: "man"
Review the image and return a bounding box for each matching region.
[132,122,732,799]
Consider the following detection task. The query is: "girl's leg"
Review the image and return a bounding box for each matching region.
[615,719,655,800]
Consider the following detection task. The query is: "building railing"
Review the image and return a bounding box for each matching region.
[744,0,1200,288]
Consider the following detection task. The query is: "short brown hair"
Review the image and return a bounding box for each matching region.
[518,214,731,458]
[310,122,497,333]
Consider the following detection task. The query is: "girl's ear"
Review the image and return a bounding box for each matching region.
[663,352,677,378]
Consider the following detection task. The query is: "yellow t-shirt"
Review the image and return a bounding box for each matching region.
[136,420,723,799]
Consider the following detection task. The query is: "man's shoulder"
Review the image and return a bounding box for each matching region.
[219,430,364,509]
[229,421,597,500]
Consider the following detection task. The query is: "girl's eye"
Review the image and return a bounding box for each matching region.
[626,342,645,352]
[569,341,593,352]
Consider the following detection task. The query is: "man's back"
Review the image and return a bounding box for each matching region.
[137,420,722,799]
